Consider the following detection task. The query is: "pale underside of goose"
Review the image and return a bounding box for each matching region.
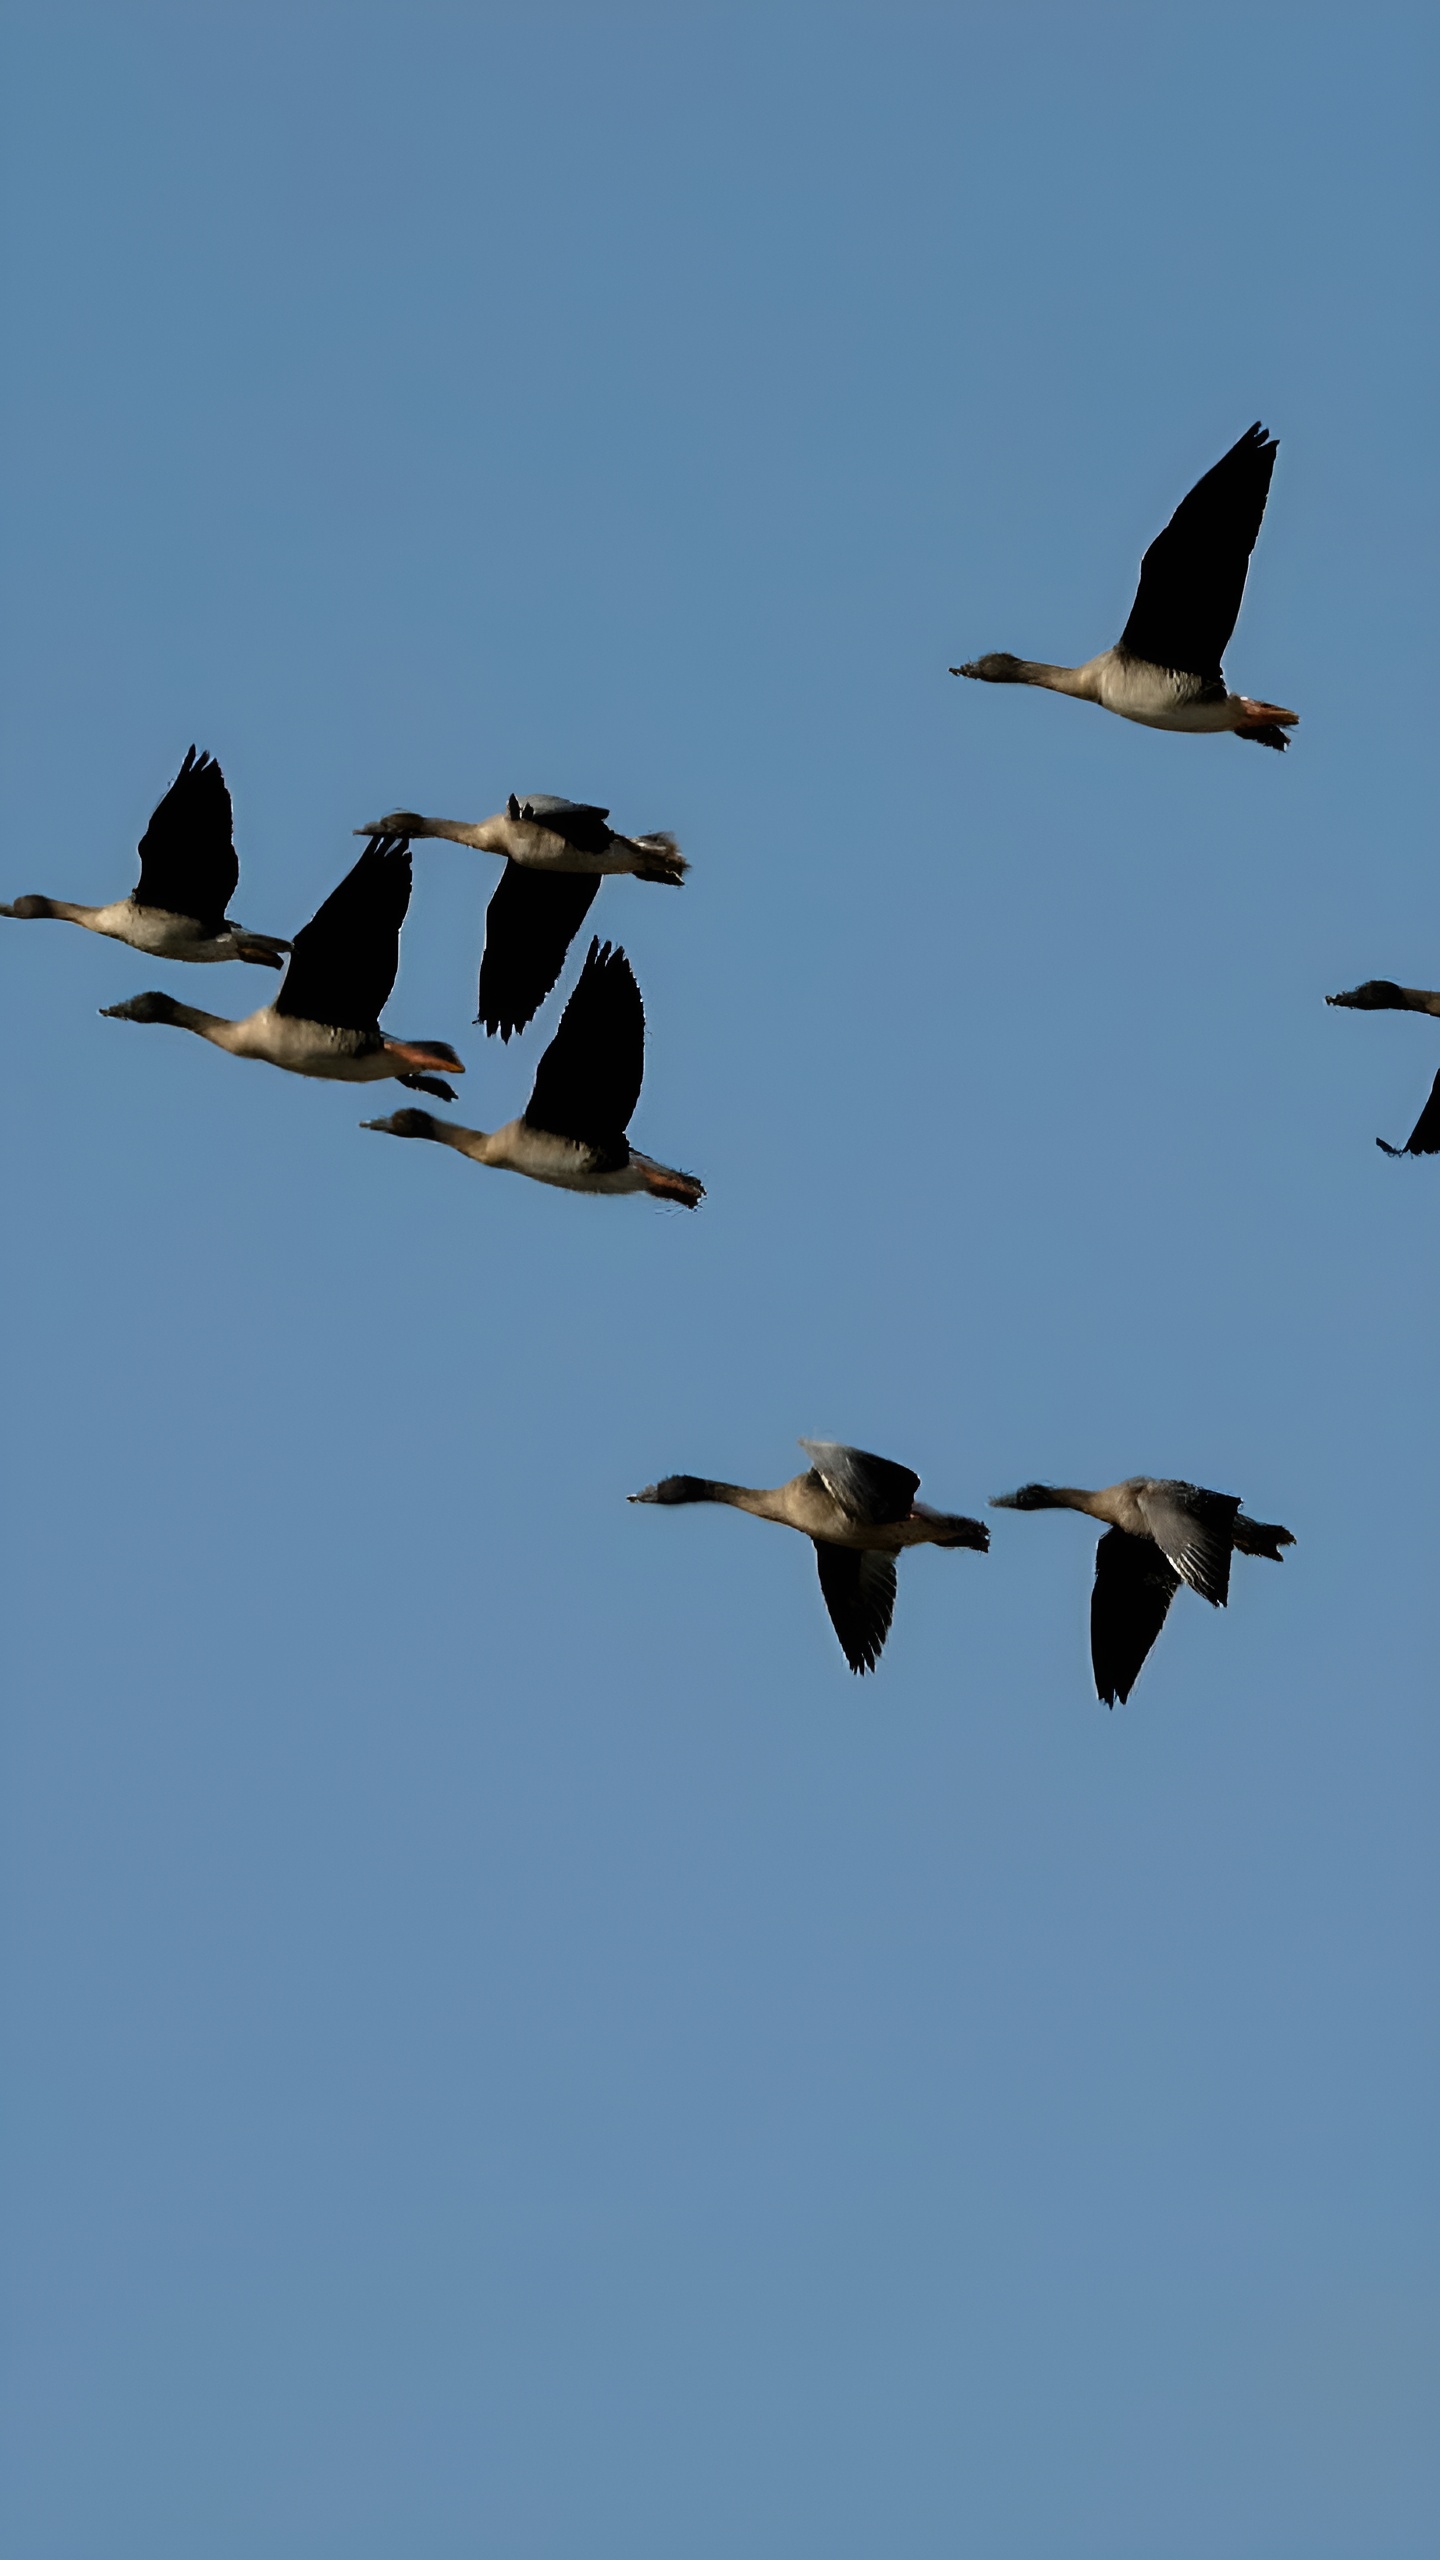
[1327,979,1440,1155]
[952,424,1297,749]
[630,1439,989,1674]
[364,936,701,1205]
[1,747,290,965]
[990,1476,1295,1704]
[356,793,686,1040]
[101,834,461,1098]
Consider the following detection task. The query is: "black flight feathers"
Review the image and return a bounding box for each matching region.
[134,746,237,925]
[275,833,415,1033]
[523,938,645,1153]
[1118,421,1279,683]
[814,1545,898,1677]
[1091,1530,1182,1707]
[480,866,600,1041]
[1378,1068,1440,1158]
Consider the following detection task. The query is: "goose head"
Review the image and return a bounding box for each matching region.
[100,991,186,1025]
[952,652,1028,682]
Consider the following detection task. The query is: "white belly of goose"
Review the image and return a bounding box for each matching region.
[483,1120,648,1193]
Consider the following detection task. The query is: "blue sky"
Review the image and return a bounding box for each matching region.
[1,5,1436,2554]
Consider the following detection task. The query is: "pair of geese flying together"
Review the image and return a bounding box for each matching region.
[4,750,700,1207]
[633,1448,1293,1694]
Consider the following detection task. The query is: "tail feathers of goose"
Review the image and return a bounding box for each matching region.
[637,1157,704,1209]
[1235,700,1298,751]
[234,934,290,967]
[627,832,688,885]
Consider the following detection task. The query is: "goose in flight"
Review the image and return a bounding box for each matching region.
[100,834,462,1097]
[1,747,290,965]
[1326,979,1440,1156]
[630,1441,989,1674]
[355,793,686,1039]
[952,424,1296,749]
[363,937,700,1205]
[990,1477,1294,1705]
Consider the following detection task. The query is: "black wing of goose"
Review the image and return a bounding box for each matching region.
[478,864,601,1040]
[133,747,238,925]
[522,937,644,1150]
[1118,423,1278,682]
[274,834,412,1031]
[1134,1482,1241,1606]
[1091,1528,1182,1706]
[798,1440,920,1527]
[813,1542,898,1675]
[1378,1067,1440,1157]
[509,793,613,855]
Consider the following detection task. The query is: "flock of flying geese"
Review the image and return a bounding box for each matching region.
[6,424,1419,1690]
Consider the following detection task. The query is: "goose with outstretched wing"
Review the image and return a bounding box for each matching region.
[363,937,700,1205]
[990,1475,1294,1704]
[355,791,686,1039]
[630,1439,989,1674]
[2,747,290,965]
[953,425,1296,749]
[100,834,461,1097]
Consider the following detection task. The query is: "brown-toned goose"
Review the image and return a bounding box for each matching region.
[100,834,461,1098]
[355,793,686,1039]
[952,424,1296,749]
[630,1441,989,1674]
[990,1477,1294,1704]
[364,936,700,1206]
[1,747,290,966]
[1326,979,1440,1156]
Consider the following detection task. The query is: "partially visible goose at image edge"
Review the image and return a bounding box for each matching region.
[1,746,291,965]
[1326,978,1440,1155]
[630,1440,989,1674]
[952,423,1297,748]
[355,792,687,1040]
[100,834,462,1097]
[364,936,701,1206]
[990,1477,1295,1705]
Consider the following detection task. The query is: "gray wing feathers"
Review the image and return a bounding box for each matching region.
[1135,1481,1241,1606]
[798,1441,920,1526]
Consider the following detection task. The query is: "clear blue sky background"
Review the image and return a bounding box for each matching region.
[1,6,1436,2554]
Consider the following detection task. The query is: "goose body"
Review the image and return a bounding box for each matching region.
[630,1440,989,1674]
[357,793,686,1039]
[101,834,461,1099]
[991,1476,1294,1704]
[1326,979,1440,1156]
[2,748,290,966]
[364,937,700,1206]
[952,424,1296,749]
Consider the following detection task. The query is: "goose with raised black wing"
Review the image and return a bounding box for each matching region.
[1,747,290,966]
[630,1441,989,1675]
[363,936,699,1205]
[990,1477,1294,1705]
[952,424,1296,749]
[355,792,686,1039]
[101,834,462,1097]
[1326,978,1440,1156]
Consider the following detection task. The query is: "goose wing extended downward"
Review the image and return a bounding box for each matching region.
[813,1542,898,1675]
[1091,1529,1181,1705]
[523,938,644,1148]
[1118,423,1278,681]
[479,864,600,1039]
[799,1441,920,1526]
[1134,1481,1241,1606]
[134,747,238,924]
[1379,1068,1440,1157]
[275,834,411,1031]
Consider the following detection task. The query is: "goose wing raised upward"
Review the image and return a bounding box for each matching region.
[522,938,644,1148]
[509,793,612,854]
[479,864,600,1039]
[1091,1528,1181,1705]
[134,747,238,924]
[275,834,411,1031]
[1118,423,1279,681]
[1134,1481,1241,1606]
[813,1542,898,1676]
[799,1440,920,1527]
[1379,1067,1440,1157]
